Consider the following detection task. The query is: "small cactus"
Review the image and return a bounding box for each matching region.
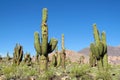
[56,51,62,67]
[24,52,32,66]
[78,56,85,64]
[51,54,57,67]
[13,43,23,65]
[6,52,11,61]
[51,46,61,67]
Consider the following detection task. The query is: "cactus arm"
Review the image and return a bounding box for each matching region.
[101,31,107,53]
[17,46,23,65]
[102,31,108,70]
[93,24,100,45]
[62,34,65,49]
[34,32,41,55]
[20,47,23,62]
[56,53,62,67]
[101,31,106,44]
[55,46,58,53]
[89,52,96,67]
[42,8,48,23]
[90,43,100,59]
[103,54,108,71]
[48,38,58,53]
[98,42,104,56]
[52,54,57,67]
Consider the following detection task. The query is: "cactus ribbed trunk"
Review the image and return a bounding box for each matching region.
[40,55,48,70]
[40,8,48,70]
[34,8,58,71]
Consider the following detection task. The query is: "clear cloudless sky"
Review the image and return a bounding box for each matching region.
[0,0,120,57]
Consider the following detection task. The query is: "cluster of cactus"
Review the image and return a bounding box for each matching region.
[34,8,58,71]
[51,34,66,69]
[13,44,23,65]
[23,52,32,66]
[90,24,108,71]
[51,47,61,67]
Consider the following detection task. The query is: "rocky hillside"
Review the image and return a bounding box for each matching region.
[49,46,120,65]
[79,46,120,56]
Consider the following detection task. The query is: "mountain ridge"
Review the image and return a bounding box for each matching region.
[78,46,120,56]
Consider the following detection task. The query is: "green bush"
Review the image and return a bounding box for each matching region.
[69,63,90,78]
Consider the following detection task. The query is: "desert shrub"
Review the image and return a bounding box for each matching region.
[80,74,94,80]
[19,65,36,76]
[38,69,55,80]
[95,71,112,80]
[109,65,120,80]
[1,64,17,79]
[69,63,90,78]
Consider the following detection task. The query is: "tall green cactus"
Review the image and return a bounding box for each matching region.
[13,44,23,65]
[90,24,108,71]
[34,8,58,71]
[61,34,66,69]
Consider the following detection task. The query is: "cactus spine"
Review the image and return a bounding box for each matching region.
[34,8,58,71]
[13,44,23,65]
[61,34,66,69]
[90,24,108,71]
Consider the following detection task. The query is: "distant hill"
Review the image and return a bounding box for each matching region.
[48,46,120,64]
[78,46,120,56]
[49,50,88,63]
[78,46,120,64]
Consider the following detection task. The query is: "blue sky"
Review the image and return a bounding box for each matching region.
[0,0,120,57]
